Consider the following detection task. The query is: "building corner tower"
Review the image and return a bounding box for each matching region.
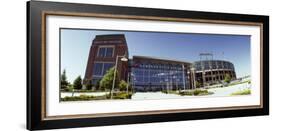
[83,34,129,87]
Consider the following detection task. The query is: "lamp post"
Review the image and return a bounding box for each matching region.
[130,73,135,93]
[191,67,196,89]
[111,55,128,99]
[182,64,186,91]
[165,78,169,93]
[126,72,129,94]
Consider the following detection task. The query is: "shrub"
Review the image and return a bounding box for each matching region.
[224,74,231,83]
[60,92,133,101]
[85,82,93,90]
[193,89,209,95]
[161,90,178,94]
[161,90,168,94]
[179,91,193,96]
[231,89,251,96]
[64,86,74,92]
[95,79,101,91]
[119,80,128,91]
[61,94,108,101]
[108,92,132,99]
[195,81,202,88]
[179,89,212,96]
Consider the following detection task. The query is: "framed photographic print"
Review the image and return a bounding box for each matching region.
[27,1,269,130]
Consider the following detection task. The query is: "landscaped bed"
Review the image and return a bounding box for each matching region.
[161,89,213,96]
[61,92,133,101]
[179,89,214,96]
[230,89,251,96]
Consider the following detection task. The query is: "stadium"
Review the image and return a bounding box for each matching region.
[84,34,237,91]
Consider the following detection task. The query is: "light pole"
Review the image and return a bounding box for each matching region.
[111,55,128,99]
[191,67,196,89]
[131,73,135,93]
[182,64,186,91]
[126,72,129,94]
[165,78,169,93]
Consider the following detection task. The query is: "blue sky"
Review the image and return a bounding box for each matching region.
[61,28,251,83]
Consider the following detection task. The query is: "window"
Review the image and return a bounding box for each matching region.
[93,62,114,76]
[144,77,149,83]
[211,61,217,69]
[93,63,103,76]
[144,70,149,77]
[103,63,114,75]
[98,48,106,57]
[217,61,223,69]
[97,47,114,57]
[105,48,113,57]
[203,61,209,69]
[230,63,234,70]
[195,63,202,70]
[224,62,229,69]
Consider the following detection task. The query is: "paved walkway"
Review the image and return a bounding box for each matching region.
[208,83,250,97]
[132,82,251,100]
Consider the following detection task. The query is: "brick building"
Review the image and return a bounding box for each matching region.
[83,34,129,86]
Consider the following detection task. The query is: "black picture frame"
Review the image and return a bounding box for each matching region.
[27,1,269,130]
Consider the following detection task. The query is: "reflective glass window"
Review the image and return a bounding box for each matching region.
[93,63,103,76]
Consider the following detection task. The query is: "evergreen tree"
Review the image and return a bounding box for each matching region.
[73,76,83,90]
[61,69,69,90]
[85,80,93,90]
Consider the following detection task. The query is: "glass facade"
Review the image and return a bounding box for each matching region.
[132,62,189,91]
